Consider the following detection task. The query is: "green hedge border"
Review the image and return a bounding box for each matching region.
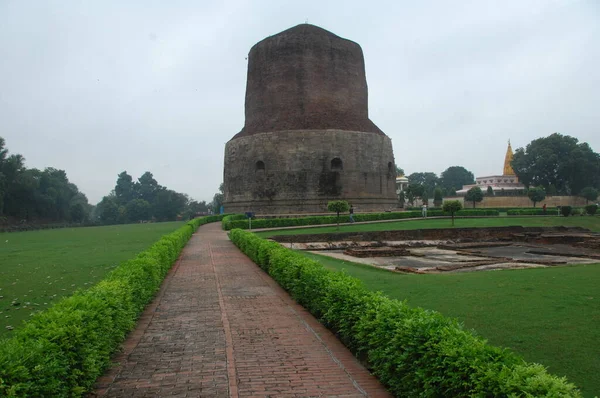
[229,229,581,397]
[0,215,223,397]
[222,210,500,230]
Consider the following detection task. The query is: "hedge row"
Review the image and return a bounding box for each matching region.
[222,209,500,230]
[0,215,223,397]
[229,229,581,397]
[507,208,550,215]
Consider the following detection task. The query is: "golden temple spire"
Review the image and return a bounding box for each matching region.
[503,140,515,176]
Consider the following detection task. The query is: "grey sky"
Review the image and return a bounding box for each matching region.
[1,0,598,204]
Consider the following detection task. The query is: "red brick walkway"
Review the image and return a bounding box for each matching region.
[93,223,391,397]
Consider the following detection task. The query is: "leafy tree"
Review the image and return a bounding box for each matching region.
[512,133,600,195]
[398,190,406,208]
[136,172,160,204]
[408,172,439,193]
[97,196,119,224]
[125,199,151,222]
[406,183,425,205]
[465,186,484,208]
[395,165,405,176]
[442,200,462,226]
[211,183,225,214]
[433,188,443,207]
[440,166,475,192]
[527,187,546,207]
[115,171,135,205]
[447,188,457,197]
[486,186,494,196]
[580,187,598,204]
[154,189,188,221]
[327,200,349,230]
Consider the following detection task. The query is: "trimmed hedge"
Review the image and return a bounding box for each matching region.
[0,215,223,397]
[222,210,500,230]
[507,208,549,216]
[229,229,581,397]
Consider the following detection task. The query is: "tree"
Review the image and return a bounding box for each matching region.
[154,189,188,221]
[115,171,135,205]
[440,166,475,192]
[136,172,160,204]
[580,187,598,204]
[511,133,600,195]
[486,186,494,196]
[408,172,439,193]
[327,200,349,230]
[398,190,406,208]
[433,188,443,207]
[97,196,119,224]
[395,165,405,176]
[210,183,225,214]
[125,199,151,222]
[442,200,462,226]
[465,186,484,208]
[527,187,546,207]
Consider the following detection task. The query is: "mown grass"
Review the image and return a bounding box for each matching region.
[302,252,600,397]
[0,222,184,338]
[255,215,600,237]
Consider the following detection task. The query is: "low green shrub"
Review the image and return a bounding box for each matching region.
[222,210,499,230]
[229,229,581,397]
[221,214,247,230]
[585,204,598,215]
[507,208,547,215]
[0,215,223,397]
[561,206,573,217]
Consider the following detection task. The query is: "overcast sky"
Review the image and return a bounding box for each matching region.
[1,0,598,204]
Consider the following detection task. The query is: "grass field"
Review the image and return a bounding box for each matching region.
[301,252,600,397]
[0,222,184,338]
[255,215,600,237]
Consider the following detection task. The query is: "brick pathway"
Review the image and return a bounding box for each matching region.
[93,223,391,398]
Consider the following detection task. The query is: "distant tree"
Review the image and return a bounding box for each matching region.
[440,166,475,192]
[442,200,462,226]
[580,187,598,204]
[433,188,443,207]
[405,189,415,207]
[447,188,457,197]
[527,187,546,207]
[465,186,484,208]
[154,189,188,221]
[97,196,119,224]
[395,165,405,176]
[125,199,151,222]
[398,190,406,208]
[136,172,160,204]
[408,172,439,194]
[512,133,600,194]
[327,200,349,230]
[486,186,494,196]
[115,171,136,205]
[406,183,425,205]
[211,183,225,214]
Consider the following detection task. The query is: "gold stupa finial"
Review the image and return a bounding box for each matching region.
[503,140,515,176]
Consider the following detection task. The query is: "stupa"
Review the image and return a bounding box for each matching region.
[457,141,525,195]
[222,24,397,214]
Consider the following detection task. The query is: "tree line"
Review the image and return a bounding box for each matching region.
[398,133,600,208]
[0,137,91,223]
[94,171,209,224]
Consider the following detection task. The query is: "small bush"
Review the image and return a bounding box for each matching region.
[229,229,581,397]
[585,204,598,215]
[561,206,573,217]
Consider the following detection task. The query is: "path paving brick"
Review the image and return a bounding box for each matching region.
[92,223,391,397]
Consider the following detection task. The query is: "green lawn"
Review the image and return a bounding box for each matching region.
[255,215,600,237]
[302,252,600,397]
[0,222,184,338]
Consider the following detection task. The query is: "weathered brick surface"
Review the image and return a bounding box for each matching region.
[223,24,397,215]
[92,223,390,397]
